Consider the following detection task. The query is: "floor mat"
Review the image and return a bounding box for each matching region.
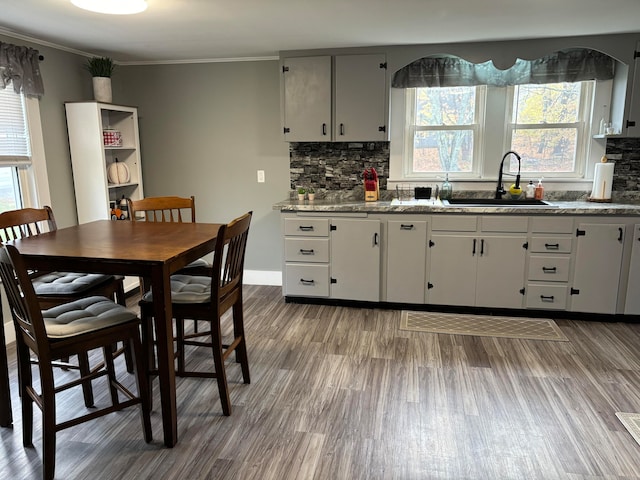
[400,311,568,341]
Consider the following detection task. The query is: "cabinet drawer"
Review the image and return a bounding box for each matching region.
[526,284,568,310]
[431,215,477,232]
[284,218,330,237]
[530,236,572,253]
[481,216,528,233]
[284,264,330,297]
[528,255,570,282]
[531,217,574,234]
[284,238,329,263]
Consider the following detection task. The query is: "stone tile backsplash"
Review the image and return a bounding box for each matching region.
[606,136,640,192]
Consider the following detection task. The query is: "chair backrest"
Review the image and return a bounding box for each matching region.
[0,245,50,358]
[212,211,252,301]
[0,206,57,243]
[127,196,196,223]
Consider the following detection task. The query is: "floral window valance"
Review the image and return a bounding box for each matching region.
[0,42,44,97]
[391,48,615,88]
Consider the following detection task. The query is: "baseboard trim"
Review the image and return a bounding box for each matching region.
[244,270,282,286]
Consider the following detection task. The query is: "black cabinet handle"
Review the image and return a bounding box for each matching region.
[540,295,555,302]
[298,226,314,231]
[300,278,315,285]
[480,238,485,256]
[542,266,557,273]
[299,249,314,255]
[472,238,477,256]
[618,227,624,242]
[340,123,345,135]
[373,233,379,245]
[544,243,560,250]
[322,123,327,136]
[400,224,414,230]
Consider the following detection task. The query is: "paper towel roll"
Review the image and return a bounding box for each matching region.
[591,162,614,200]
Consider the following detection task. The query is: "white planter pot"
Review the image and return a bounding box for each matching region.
[92,76,112,103]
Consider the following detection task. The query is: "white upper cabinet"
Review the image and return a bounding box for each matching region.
[282,54,388,142]
[625,40,640,137]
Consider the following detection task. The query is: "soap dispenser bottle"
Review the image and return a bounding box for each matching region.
[440,173,453,200]
[525,180,535,199]
[534,178,544,200]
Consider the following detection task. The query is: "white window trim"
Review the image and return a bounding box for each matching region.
[21,96,51,208]
[389,81,610,192]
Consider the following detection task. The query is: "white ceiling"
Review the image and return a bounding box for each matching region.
[2,0,640,63]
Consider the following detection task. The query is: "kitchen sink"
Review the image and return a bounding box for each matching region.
[442,198,556,207]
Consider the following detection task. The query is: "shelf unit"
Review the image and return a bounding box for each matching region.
[65,102,144,224]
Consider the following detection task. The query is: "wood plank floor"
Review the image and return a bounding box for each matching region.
[2,285,640,479]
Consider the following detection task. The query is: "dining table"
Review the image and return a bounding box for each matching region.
[1,219,221,447]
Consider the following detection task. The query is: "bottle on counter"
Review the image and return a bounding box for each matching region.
[525,180,535,199]
[440,172,453,200]
[534,178,544,200]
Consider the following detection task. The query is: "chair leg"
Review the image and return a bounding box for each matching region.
[17,345,33,448]
[210,320,231,416]
[40,364,57,480]
[176,317,185,376]
[78,352,95,408]
[114,280,135,373]
[129,336,152,443]
[103,346,119,405]
[232,301,250,384]
[139,306,155,411]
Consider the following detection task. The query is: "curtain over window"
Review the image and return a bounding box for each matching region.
[0,42,44,97]
[392,49,615,88]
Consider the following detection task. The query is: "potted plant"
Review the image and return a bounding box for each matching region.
[307,187,315,202]
[86,56,115,103]
[297,187,306,201]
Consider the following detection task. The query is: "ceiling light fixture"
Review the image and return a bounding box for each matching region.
[71,0,148,15]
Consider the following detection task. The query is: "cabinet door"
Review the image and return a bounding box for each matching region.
[625,40,640,137]
[282,56,331,142]
[571,223,625,314]
[386,220,427,303]
[428,234,477,306]
[330,218,381,302]
[625,224,640,314]
[334,54,387,141]
[476,235,527,309]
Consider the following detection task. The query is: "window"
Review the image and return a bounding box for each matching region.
[507,81,593,176]
[0,86,50,213]
[406,86,485,177]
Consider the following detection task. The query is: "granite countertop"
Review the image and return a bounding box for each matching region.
[274,198,640,215]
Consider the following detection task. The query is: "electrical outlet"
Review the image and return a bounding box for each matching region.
[257,170,265,183]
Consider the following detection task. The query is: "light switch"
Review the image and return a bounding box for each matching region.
[257,170,265,183]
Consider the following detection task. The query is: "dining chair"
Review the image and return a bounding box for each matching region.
[0,244,152,480]
[139,211,252,415]
[0,206,127,309]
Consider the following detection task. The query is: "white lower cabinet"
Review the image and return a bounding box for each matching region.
[570,222,626,314]
[428,215,527,309]
[386,219,428,303]
[625,224,640,314]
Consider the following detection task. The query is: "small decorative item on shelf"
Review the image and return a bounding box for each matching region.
[297,187,306,201]
[363,167,379,201]
[107,158,130,185]
[86,56,115,103]
[109,201,126,220]
[307,187,315,202]
[103,128,122,147]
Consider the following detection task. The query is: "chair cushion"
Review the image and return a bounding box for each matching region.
[32,272,115,296]
[183,258,210,269]
[141,274,212,304]
[43,296,138,339]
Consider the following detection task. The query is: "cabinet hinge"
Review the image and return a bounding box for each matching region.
[427,282,433,289]
[519,287,525,295]
[330,224,337,231]
[522,241,529,250]
[626,120,636,128]
[378,125,386,132]
[330,278,337,284]
[429,240,435,247]
[282,65,289,73]
[576,229,586,237]
[570,288,580,295]
[379,62,387,69]
[283,127,290,134]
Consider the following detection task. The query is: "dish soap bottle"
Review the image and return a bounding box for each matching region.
[440,173,453,200]
[534,178,544,200]
[525,180,535,199]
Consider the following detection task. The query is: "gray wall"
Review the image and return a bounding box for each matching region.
[115,61,290,272]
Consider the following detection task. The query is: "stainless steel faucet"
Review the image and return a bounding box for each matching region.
[496,151,522,199]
